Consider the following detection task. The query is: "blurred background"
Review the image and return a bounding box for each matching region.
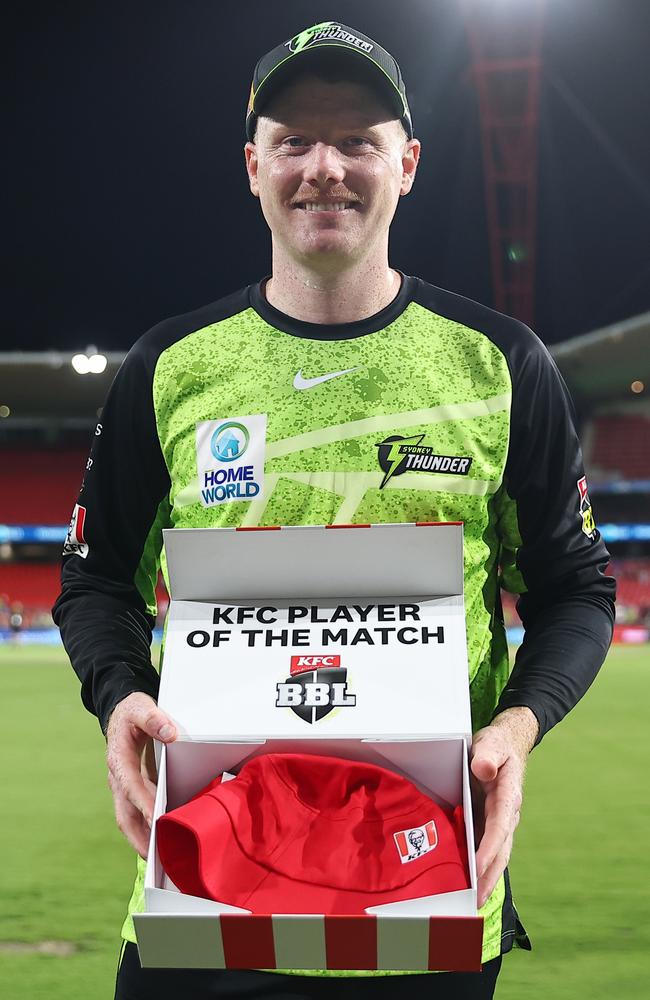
[2,2,649,998]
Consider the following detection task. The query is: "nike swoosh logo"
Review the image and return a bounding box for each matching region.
[293,367,361,390]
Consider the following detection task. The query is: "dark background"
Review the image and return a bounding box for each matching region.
[6,0,650,352]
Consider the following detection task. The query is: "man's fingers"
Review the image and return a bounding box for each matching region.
[470,732,509,783]
[474,759,523,876]
[105,693,174,831]
[141,738,159,786]
[475,815,510,878]
[477,834,513,909]
[470,713,533,907]
[126,698,177,743]
[107,726,157,823]
[109,773,152,859]
[108,745,156,823]
[107,692,177,745]
[470,755,499,782]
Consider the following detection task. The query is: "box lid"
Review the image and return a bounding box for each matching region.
[158,524,472,740]
[163,522,463,601]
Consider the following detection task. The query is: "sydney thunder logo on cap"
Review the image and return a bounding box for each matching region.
[246,19,413,141]
[286,21,374,55]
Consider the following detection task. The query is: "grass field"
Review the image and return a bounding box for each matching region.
[0,643,648,999]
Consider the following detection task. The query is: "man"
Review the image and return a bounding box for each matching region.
[54,20,615,999]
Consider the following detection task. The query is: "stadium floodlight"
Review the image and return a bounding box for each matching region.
[87,353,107,374]
[71,353,91,374]
[71,351,108,375]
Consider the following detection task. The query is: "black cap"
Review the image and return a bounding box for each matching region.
[246,21,413,141]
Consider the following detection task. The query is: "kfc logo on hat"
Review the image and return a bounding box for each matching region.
[394,820,438,863]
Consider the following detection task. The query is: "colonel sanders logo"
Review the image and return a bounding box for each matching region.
[394,821,438,863]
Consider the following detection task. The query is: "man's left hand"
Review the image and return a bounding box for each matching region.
[470,706,539,908]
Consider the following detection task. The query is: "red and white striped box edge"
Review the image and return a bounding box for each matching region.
[134,912,483,972]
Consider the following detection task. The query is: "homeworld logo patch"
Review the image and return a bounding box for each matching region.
[195,414,266,508]
[275,655,356,724]
[377,434,473,488]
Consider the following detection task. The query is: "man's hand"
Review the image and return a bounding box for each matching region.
[470,706,539,908]
[106,692,177,859]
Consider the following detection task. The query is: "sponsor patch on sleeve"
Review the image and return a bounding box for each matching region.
[63,503,89,558]
[577,476,597,541]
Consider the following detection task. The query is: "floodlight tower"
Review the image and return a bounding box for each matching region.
[461,0,545,325]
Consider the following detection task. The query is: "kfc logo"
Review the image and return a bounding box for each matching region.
[394,821,438,863]
[290,655,340,673]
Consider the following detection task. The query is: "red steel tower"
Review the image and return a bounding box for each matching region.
[462,0,545,325]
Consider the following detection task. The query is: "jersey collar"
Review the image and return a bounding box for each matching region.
[249,272,415,341]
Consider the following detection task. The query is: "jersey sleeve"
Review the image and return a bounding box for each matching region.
[52,335,172,734]
[493,330,616,742]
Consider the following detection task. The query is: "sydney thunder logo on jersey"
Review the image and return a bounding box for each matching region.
[377,434,473,488]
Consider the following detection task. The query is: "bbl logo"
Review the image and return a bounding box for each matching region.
[275,655,356,724]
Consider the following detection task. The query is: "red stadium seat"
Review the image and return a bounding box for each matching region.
[589,416,650,480]
[0,562,169,620]
[0,563,61,612]
[0,450,88,524]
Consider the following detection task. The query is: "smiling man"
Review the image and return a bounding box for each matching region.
[244,54,418,321]
[54,19,615,1000]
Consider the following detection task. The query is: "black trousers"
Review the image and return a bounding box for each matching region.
[115,942,502,999]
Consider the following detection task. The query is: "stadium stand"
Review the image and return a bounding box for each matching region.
[1,446,173,631]
[1,562,61,610]
[589,414,650,481]
[608,559,650,625]
[0,450,87,523]
[0,560,169,630]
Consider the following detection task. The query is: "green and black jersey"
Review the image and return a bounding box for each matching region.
[54,273,615,967]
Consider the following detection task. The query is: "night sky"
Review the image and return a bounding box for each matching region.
[6,0,650,353]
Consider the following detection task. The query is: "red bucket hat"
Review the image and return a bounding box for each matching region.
[157,754,470,913]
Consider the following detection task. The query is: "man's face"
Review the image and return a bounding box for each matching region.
[245,76,420,268]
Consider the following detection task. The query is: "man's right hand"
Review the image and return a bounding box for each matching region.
[106,692,177,859]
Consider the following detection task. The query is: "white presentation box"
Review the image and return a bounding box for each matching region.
[134,523,483,972]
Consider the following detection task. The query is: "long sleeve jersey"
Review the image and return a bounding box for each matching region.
[53,273,615,962]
